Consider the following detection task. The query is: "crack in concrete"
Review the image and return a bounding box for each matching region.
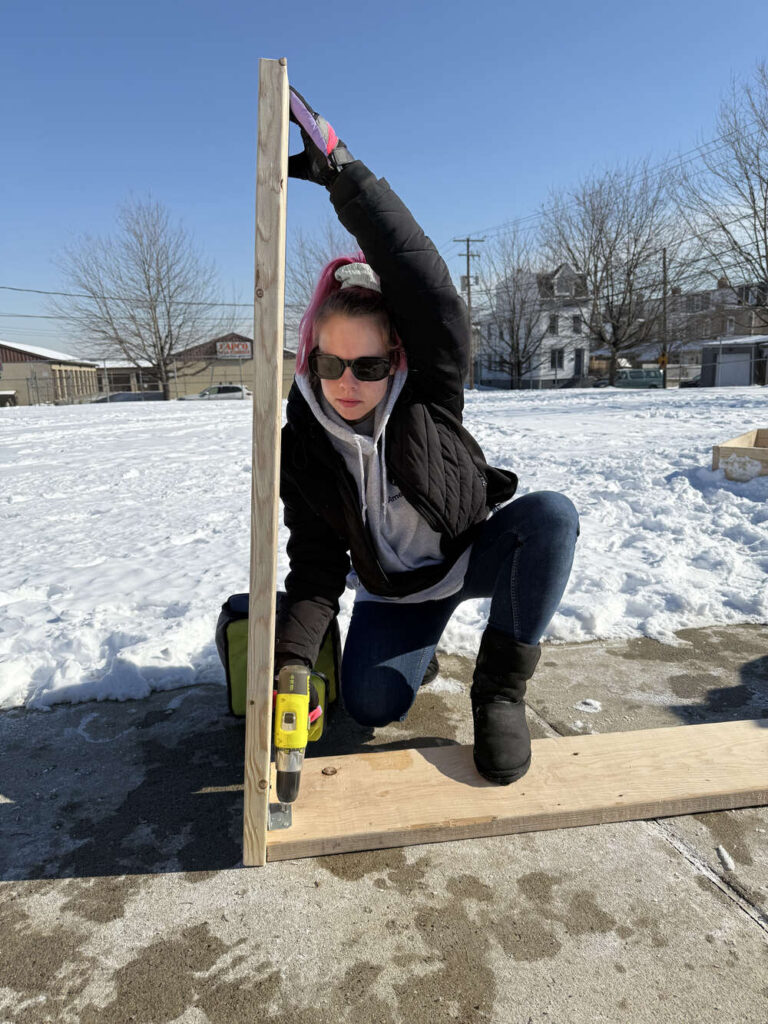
[651,818,768,935]
[526,696,768,940]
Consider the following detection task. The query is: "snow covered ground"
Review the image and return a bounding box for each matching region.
[1,387,766,708]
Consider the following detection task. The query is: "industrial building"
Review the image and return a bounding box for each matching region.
[0,333,298,405]
[0,340,98,406]
[171,332,296,400]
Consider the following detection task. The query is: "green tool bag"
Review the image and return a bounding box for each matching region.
[215,590,340,728]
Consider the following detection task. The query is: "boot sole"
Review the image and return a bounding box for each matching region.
[473,751,531,786]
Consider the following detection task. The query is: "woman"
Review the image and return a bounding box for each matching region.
[276,89,579,785]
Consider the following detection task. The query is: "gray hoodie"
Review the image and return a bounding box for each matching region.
[295,368,472,603]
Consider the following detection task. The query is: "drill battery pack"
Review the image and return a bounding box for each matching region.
[215,590,340,740]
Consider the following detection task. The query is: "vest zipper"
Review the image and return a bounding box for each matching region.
[387,468,447,535]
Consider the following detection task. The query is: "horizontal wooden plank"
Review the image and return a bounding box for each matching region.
[719,430,758,449]
[266,719,768,861]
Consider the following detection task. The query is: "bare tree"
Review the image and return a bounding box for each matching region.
[475,229,551,387]
[54,198,234,397]
[284,217,357,349]
[541,161,685,382]
[676,62,768,330]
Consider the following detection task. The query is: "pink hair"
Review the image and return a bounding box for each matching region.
[295,253,407,375]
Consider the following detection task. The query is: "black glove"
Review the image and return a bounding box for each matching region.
[274,651,312,674]
[273,654,321,716]
[288,87,354,187]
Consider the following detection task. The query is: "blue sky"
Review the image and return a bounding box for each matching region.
[2,0,767,354]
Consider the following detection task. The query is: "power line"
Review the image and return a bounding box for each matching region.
[0,284,258,309]
[0,284,307,312]
[443,119,764,248]
[0,312,250,323]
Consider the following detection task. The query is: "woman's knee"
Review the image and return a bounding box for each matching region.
[512,490,579,537]
[341,667,415,727]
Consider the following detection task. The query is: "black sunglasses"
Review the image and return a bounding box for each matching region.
[309,350,392,382]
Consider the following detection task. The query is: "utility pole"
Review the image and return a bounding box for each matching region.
[662,247,668,389]
[453,236,484,388]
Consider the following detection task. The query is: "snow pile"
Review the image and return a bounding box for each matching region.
[1,387,766,708]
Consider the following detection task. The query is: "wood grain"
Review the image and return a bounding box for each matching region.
[244,57,289,867]
[712,428,768,479]
[266,719,768,861]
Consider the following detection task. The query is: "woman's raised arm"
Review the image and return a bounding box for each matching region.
[288,87,469,416]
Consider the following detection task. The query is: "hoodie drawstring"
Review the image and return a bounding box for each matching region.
[355,436,368,525]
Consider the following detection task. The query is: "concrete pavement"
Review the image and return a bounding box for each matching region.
[1,623,767,1023]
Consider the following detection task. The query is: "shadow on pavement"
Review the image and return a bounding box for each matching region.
[666,650,768,727]
[0,675,458,883]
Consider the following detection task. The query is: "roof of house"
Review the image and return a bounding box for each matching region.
[591,334,768,360]
[0,339,95,365]
[700,334,768,347]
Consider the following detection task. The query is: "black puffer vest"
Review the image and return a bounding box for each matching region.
[276,162,517,668]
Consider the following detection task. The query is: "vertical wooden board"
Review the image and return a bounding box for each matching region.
[244,57,289,867]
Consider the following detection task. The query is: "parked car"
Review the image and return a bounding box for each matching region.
[614,368,663,389]
[177,384,252,401]
[679,376,701,389]
[90,391,165,403]
[593,369,663,389]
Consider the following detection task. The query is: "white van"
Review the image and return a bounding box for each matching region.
[614,368,663,389]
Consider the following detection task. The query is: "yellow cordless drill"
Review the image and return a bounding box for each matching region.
[273,663,324,804]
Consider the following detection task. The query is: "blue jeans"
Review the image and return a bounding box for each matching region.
[340,490,579,727]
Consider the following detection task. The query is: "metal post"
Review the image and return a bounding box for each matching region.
[453,236,484,389]
[662,248,668,389]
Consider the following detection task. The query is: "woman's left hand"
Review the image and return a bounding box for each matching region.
[288,87,354,186]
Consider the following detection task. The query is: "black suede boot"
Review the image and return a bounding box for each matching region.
[471,626,541,785]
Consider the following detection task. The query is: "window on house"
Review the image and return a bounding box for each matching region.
[549,314,559,334]
[572,315,582,334]
[550,349,564,370]
[726,317,735,335]
[737,285,759,305]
